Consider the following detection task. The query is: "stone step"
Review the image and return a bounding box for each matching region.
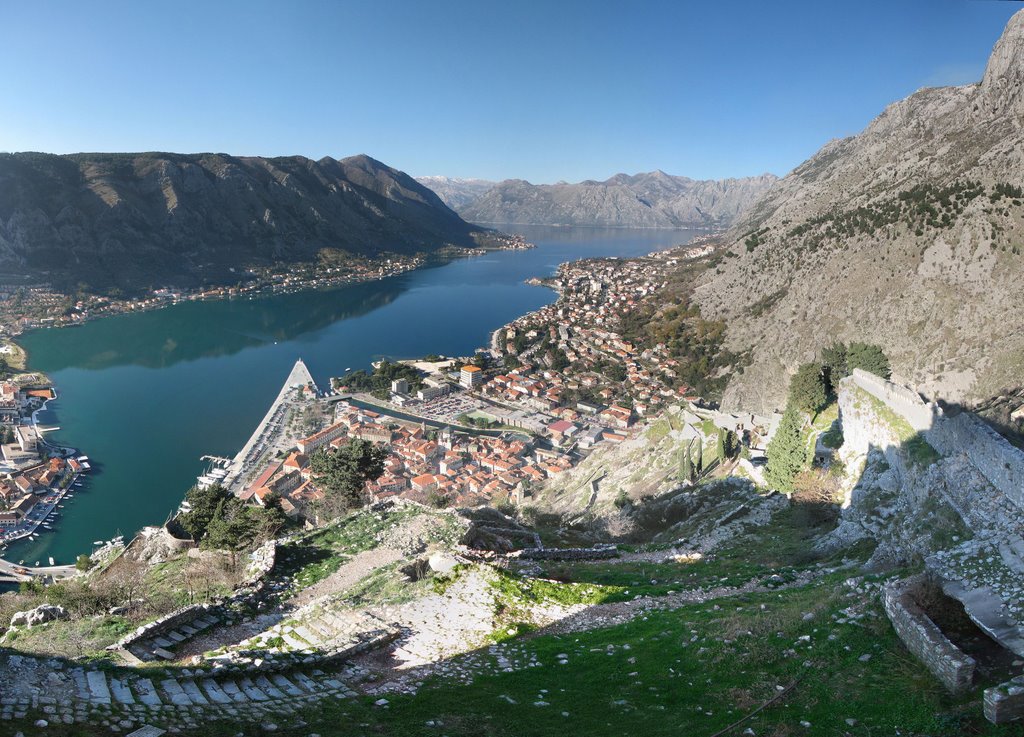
[85,670,111,704]
[255,675,286,699]
[291,672,320,693]
[131,678,163,707]
[303,618,336,640]
[282,631,311,651]
[199,679,233,705]
[152,637,175,649]
[128,645,152,662]
[109,675,135,705]
[166,630,187,643]
[71,668,91,701]
[270,673,305,697]
[292,624,323,646]
[238,677,269,702]
[219,679,248,704]
[158,678,193,707]
[179,679,209,705]
[178,624,198,636]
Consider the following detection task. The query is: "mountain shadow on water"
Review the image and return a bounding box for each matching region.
[19,276,410,373]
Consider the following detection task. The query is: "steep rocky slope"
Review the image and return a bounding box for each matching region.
[690,10,1024,414]
[0,152,484,293]
[413,176,497,210]
[452,171,778,229]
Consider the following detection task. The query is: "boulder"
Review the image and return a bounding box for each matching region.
[10,604,69,628]
[428,551,459,575]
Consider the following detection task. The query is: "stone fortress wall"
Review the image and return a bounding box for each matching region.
[848,368,1024,513]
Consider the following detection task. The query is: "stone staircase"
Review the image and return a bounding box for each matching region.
[1,658,366,731]
[126,610,226,662]
[203,606,400,671]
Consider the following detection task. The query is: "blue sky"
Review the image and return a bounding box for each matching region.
[0,0,1018,183]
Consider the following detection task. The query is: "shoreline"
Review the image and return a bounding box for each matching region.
[3,226,696,571]
[1,234,533,342]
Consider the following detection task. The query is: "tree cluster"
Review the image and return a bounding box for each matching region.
[340,359,424,400]
[178,484,288,554]
[820,341,891,389]
[308,438,387,516]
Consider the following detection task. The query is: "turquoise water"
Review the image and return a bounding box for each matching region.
[8,226,696,565]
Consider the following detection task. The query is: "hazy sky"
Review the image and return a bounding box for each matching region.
[0,0,1018,183]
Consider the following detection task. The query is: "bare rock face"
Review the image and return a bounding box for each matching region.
[10,604,68,628]
[689,9,1024,414]
[453,171,778,229]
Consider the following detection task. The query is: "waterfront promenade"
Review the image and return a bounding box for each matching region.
[0,557,77,583]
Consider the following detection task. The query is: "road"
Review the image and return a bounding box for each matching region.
[0,557,78,583]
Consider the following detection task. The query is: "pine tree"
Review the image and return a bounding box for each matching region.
[765,406,806,493]
[695,442,703,476]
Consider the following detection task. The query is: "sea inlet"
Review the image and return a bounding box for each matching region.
[8,226,697,566]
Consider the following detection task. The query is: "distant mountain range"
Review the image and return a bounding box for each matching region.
[0,153,484,293]
[416,171,778,229]
[687,8,1024,413]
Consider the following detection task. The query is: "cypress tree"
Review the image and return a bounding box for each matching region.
[679,445,693,483]
[765,406,806,493]
[716,428,727,461]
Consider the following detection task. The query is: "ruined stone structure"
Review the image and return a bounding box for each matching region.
[839,370,1024,722]
[882,576,976,694]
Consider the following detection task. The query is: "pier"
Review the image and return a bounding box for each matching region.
[222,359,318,491]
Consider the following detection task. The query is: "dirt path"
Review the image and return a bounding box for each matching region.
[291,547,404,606]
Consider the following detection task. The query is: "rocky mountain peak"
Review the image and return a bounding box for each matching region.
[980,9,1024,115]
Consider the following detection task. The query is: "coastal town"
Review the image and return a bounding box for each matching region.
[213,238,754,525]
[0,233,738,567]
[0,378,89,562]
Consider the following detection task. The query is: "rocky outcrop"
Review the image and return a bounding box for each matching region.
[0,152,484,293]
[9,604,68,628]
[454,171,778,229]
[689,9,1024,414]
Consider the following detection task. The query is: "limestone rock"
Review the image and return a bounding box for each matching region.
[689,8,1024,414]
[10,604,68,628]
